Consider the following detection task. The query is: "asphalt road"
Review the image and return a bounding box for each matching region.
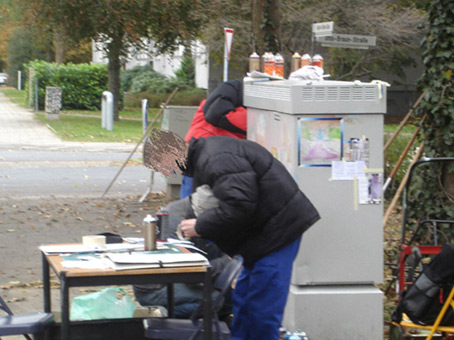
[0,149,167,199]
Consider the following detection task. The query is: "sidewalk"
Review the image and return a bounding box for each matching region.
[0,92,138,152]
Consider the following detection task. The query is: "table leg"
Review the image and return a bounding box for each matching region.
[60,271,70,340]
[203,269,212,340]
[42,252,51,313]
[167,284,175,317]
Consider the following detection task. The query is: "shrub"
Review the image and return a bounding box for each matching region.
[123,87,206,108]
[174,52,196,88]
[24,60,108,110]
[120,64,155,93]
[122,54,200,105]
[405,0,454,240]
[129,71,173,93]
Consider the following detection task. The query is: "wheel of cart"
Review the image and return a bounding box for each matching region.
[391,157,454,340]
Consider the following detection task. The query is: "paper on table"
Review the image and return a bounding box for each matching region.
[61,258,113,270]
[105,252,210,270]
[39,243,144,254]
[163,238,207,255]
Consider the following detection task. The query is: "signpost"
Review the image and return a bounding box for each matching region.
[311,21,333,55]
[316,34,376,50]
[224,28,234,82]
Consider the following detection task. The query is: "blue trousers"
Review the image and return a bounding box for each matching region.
[231,237,302,340]
[180,175,193,199]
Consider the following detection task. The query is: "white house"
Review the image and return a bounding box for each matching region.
[92,40,209,89]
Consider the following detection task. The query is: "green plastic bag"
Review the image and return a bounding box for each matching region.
[70,287,137,320]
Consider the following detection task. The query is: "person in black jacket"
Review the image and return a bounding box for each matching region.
[180,80,248,199]
[178,136,321,340]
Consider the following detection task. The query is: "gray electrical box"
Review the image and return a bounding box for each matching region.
[245,79,387,340]
[160,106,197,199]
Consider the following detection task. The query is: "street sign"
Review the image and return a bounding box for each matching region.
[224,28,234,60]
[312,21,334,37]
[223,27,234,82]
[317,34,376,49]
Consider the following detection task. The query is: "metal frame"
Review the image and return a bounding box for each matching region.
[397,157,454,293]
[42,252,213,340]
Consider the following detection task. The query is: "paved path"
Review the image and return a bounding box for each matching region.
[0,92,62,147]
[0,92,137,152]
[0,92,168,198]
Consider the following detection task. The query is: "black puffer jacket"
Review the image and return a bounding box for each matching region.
[183,136,320,267]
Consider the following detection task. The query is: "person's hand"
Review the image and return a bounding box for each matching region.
[180,219,201,238]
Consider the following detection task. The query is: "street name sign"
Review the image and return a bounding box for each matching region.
[317,34,376,49]
[312,21,334,37]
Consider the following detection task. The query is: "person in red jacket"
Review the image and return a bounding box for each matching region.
[180,79,247,198]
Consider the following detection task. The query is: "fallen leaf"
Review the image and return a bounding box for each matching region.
[11,297,26,302]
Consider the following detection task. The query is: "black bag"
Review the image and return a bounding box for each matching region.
[392,244,454,326]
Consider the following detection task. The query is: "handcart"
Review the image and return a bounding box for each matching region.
[390,157,454,339]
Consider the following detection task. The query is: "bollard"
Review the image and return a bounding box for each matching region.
[34,77,38,112]
[142,99,148,135]
[101,91,114,131]
[17,71,21,90]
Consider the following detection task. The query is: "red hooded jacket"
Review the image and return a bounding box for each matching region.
[185,80,247,142]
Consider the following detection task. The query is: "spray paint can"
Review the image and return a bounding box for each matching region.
[264,52,275,76]
[312,54,324,69]
[350,137,360,161]
[143,215,157,251]
[291,52,301,72]
[360,136,370,166]
[249,52,261,73]
[260,52,267,73]
[300,53,312,67]
[274,53,284,78]
[156,208,169,241]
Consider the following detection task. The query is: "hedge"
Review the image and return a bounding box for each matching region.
[25,60,108,110]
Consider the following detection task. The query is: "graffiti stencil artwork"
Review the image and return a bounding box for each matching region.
[298,117,343,167]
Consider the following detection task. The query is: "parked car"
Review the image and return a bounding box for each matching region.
[0,73,8,85]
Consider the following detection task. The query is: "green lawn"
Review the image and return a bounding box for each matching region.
[0,88,161,143]
[35,113,160,143]
[0,87,28,106]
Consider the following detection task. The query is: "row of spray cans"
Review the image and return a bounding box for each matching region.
[249,51,324,77]
[291,53,324,73]
[249,51,285,78]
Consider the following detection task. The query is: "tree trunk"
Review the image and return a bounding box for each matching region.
[251,0,265,55]
[251,0,281,54]
[269,0,282,52]
[107,40,122,121]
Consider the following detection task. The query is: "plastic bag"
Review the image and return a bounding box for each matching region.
[70,287,137,320]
